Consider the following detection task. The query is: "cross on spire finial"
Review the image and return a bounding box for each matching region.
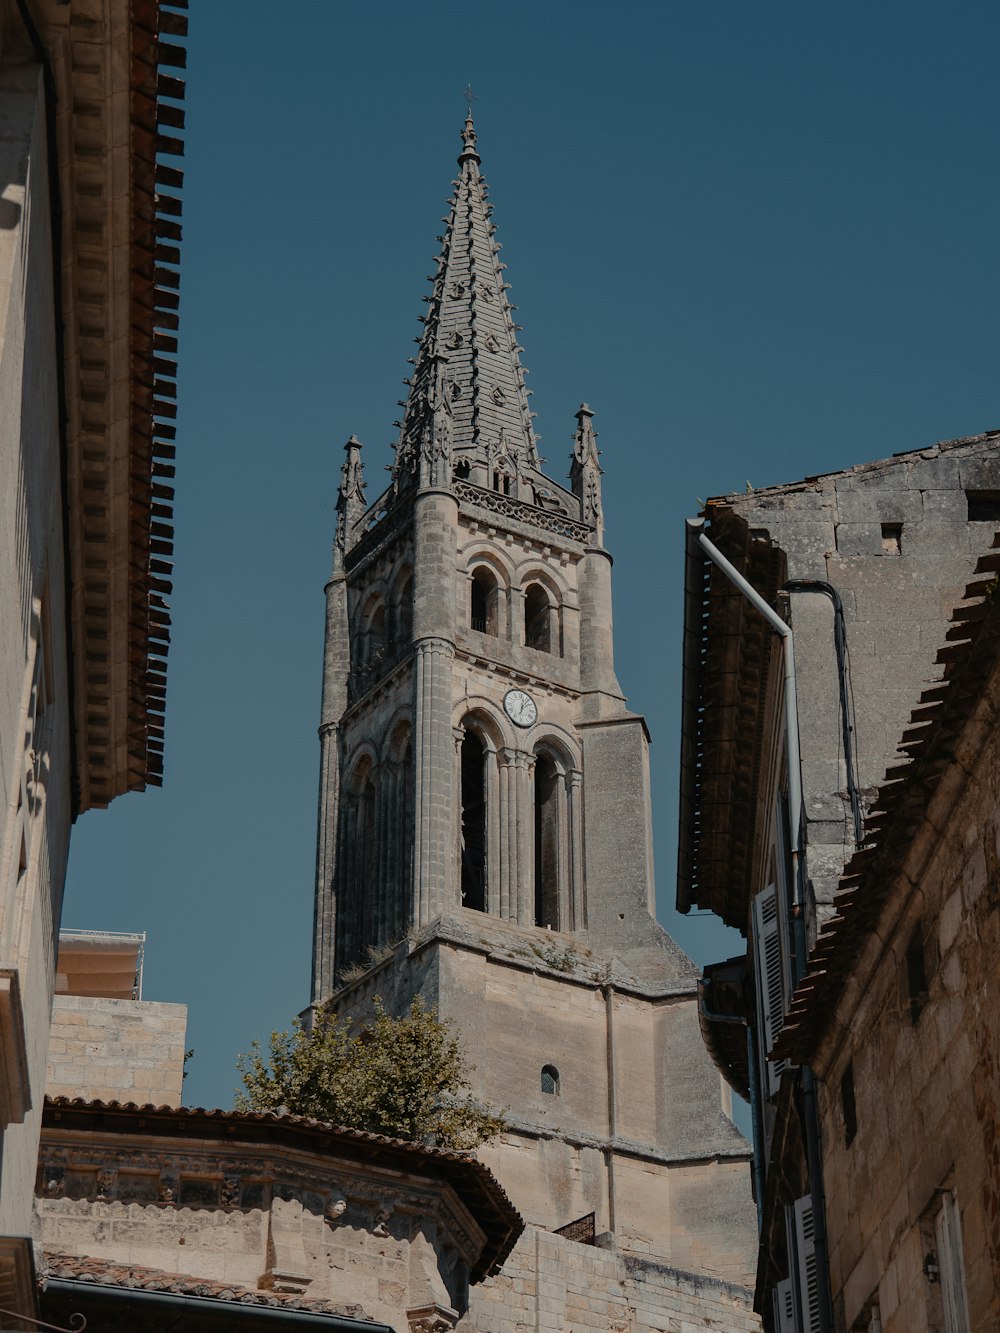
[462,83,477,118]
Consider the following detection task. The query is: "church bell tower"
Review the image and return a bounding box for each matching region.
[311,116,755,1285]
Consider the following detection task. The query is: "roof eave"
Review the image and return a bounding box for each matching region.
[34,0,185,812]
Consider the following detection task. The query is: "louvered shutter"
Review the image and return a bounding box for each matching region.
[772,1278,796,1333]
[935,1192,971,1333]
[792,1194,821,1333]
[752,884,788,1097]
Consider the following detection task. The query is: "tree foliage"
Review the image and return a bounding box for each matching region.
[235,997,506,1151]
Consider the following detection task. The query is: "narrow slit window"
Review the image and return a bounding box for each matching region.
[541,1065,559,1095]
[840,1063,857,1147]
[906,926,929,1022]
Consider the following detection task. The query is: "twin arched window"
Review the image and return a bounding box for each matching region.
[468,566,561,655]
[458,719,579,933]
[355,571,414,679]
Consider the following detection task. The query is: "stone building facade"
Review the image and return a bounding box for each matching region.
[677,433,1000,1330]
[310,115,759,1330]
[0,0,184,1318]
[774,538,1000,1332]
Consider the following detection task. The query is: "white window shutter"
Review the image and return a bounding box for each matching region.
[936,1192,971,1333]
[792,1194,822,1333]
[772,1278,796,1333]
[752,884,788,1097]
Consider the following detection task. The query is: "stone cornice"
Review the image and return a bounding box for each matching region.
[41,1098,522,1280]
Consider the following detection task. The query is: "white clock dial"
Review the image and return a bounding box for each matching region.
[503,688,537,728]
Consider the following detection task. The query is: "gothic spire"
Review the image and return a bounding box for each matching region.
[393,115,538,490]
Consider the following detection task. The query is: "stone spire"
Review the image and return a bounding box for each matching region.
[333,435,366,570]
[570,403,604,545]
[393,115,538,491]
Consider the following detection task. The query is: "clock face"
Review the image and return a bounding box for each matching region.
[503,688,537,728]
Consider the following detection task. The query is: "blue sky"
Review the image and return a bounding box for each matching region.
[65,1,999,1118]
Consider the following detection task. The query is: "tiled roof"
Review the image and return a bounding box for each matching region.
[773,532,1000,1063]
[43,1097,523,1279]
[42,1252,376,1321]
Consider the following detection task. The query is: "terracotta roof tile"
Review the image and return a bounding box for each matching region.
[42,1252,376,1320]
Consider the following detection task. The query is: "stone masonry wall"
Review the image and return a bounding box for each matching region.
[46,996,188,1107]
[725,435,1000,922]
[814,642,1000,1333]
[462,1226,760,1333]
[0,61,74,1237]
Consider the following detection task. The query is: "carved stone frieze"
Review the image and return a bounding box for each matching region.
[453,478,592,544]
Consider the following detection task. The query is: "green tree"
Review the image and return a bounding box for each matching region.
[235,997,506,1151]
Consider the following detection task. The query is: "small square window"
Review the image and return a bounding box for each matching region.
[881,523,902,555]
[966,490,1000,523]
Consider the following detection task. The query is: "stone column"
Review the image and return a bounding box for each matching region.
[516,752,535,926]
[485,740,500,915]
[508,585,525,647]
[312,563,351,1004]
[578,546,625,718]
[557,769,571,930]
[413,637,456,924]
[567,769,585,931]
[452,725,465,903]
[375,767,390,948]
[312,721,339,1003]
[499,751,514,920]
[412,487,458,924]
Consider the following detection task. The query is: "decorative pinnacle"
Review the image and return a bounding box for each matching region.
[458,110,481,166]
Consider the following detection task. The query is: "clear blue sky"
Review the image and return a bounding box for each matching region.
[65,1,999,1117]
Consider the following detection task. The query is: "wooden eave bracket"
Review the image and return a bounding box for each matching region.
[0,968,32,1125]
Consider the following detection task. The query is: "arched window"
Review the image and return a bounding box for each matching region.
[359,774,377,950]
[524,583,552,653]
[470,567,498,635]
[534,753,560,928]
[391,573,413,652]
[541,1065,560,1096]
[460,731,487,911]
[358,595,387,670]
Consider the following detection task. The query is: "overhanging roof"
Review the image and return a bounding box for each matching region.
[54,929,144,1000]
[29,0,188,810]
[677,511,785,928]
